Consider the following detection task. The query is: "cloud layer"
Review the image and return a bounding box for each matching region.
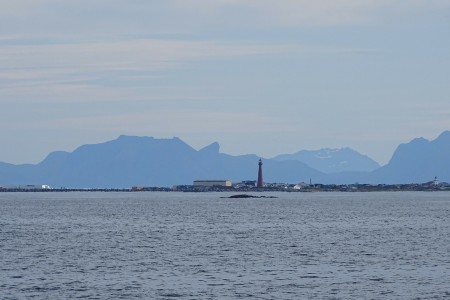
[1,0,450,164]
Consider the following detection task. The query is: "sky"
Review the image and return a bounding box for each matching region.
[1,0,450,165]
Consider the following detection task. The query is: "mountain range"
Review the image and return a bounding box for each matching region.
[1,131,449,188]
[272,148,380,173]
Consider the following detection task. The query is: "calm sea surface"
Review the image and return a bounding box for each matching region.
[1,192,449,299]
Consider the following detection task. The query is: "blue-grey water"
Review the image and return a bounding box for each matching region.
[1,192,449,299]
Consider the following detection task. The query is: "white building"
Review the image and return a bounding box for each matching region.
[293,182,309,190]
[193,180,232,187]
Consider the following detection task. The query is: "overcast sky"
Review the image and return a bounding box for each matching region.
[1,0,449,165]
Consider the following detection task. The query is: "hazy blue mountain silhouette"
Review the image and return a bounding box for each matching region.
[1,132,449,187]
[368,131,450,184]
[0,135,323,188]
[273,148,380,173]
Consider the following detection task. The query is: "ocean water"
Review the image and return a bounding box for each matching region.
[1,192,449,299]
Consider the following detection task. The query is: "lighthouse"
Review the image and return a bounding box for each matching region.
[257,159,264,188]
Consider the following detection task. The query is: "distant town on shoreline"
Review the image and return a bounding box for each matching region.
[1,177,449,193]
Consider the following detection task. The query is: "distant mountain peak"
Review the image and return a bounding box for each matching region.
[437,130,450,140]
[314,148,345,160]
[116,135,186,142]
[372,130,450,183]
[409,137,429,144]
[117,135,149,140]
[273,147,380,173]
[199,142,220,154]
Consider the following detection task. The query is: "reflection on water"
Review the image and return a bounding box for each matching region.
[1,192,449,299]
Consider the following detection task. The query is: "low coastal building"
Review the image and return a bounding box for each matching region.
[234,180,257,188]
[0,184,52,191]
[193,180,232,187]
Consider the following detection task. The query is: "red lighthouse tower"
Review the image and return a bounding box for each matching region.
[257,159,264,188]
